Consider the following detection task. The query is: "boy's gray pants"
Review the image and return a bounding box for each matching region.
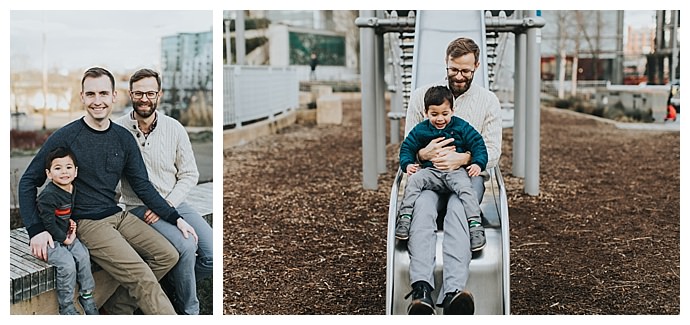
[47,238,96,314]
[407,173,485,297]
[399,167,481,220]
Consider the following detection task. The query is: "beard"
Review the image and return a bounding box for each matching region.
[448,75,474,97]
[132,100,157,118]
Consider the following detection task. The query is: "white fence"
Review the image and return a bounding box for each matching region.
[223,65,299,127]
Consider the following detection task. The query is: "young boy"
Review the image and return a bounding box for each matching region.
[36,147,99,315]
[396,86,488,251]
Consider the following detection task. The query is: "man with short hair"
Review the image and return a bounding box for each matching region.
[402,37,502,315]
[19,66,197,315]
[114,68,213,315]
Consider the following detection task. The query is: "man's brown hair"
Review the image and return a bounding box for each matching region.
[445,37,480,64]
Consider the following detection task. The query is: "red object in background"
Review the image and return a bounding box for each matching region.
[665,104,677,122]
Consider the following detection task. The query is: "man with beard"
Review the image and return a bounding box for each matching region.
[400,37,502,315]
[19,67,197,314]
[114,68,213,315]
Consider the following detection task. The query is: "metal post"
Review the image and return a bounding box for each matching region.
[41,23,47,130]
[524,11,541,196]
[375,12,387,174]
[613,10,625,85]
[390,86,401,145]
[360,10,378,190]
[670,10,679,83]
[512,12,526,178]
[224,13,232,64]
[236,10,246,65]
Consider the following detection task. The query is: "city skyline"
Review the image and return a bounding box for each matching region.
[10,10,212,74]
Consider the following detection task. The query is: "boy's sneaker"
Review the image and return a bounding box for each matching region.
[441,290,475,315]
[395,215,412,240]
[469,219,486,251]
[59,304,80,315]
[79,292,99,315]
[404,281,436,315]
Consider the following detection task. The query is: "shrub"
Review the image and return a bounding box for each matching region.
[10,129,52,151]
[591,105,605,117]
[604,102,626,120]
[554,98,572,109]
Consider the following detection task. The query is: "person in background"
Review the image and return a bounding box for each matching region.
[310,51,318,81]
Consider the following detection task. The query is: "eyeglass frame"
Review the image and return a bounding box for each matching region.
[130,90,160,100]
[445,67,475,78]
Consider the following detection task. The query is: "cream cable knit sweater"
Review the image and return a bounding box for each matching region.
[404,80,502,170]
[114,112,199,208]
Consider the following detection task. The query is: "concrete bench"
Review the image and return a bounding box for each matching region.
[9,182,213,315]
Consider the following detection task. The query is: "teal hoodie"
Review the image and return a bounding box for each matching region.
[399,115,487,172]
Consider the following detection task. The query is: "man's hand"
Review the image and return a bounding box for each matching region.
[418,137,455,161]
[143,209,160,224]
[406,164,419,176]
[30,231,54,261]
[466,164,481,177]
[176,218,198,244]
[431,150,471,171]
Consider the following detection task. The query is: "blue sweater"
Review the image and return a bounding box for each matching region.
[19,118,181,238]
[399,116,488,172]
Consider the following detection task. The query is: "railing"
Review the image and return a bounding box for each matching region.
[223,65,299,128]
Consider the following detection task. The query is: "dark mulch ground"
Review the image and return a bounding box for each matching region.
[222,96,680,315]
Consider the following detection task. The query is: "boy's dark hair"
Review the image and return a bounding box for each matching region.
[129,68,161,91]
[424,86,454,112]
[45,147,77,170]
[81,67,115,92]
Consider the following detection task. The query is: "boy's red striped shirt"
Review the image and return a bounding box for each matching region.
[55,206,71,217]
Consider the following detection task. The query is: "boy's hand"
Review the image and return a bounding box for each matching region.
[406,164,419,176]
[64,231,76,245]
[466,164,481,177]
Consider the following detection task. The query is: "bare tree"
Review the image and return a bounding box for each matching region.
[555,11,571,99]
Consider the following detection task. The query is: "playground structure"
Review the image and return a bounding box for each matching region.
[356,10,545,315]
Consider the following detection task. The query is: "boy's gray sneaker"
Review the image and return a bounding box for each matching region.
[469,220,486,252]
[442,290,475,315]
[405,281,436,315]
[59,304,80,315]
[395,215,411,241]
[79,293,99,315]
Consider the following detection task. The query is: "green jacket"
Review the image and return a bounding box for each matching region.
[399,116,487,172]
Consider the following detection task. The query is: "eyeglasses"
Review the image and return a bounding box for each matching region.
[446,67,475,78]
[131,91,159,99]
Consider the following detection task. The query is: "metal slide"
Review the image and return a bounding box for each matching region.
[386,10,511,315]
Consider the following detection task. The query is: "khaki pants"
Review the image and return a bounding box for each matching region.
[77,211,178,314]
